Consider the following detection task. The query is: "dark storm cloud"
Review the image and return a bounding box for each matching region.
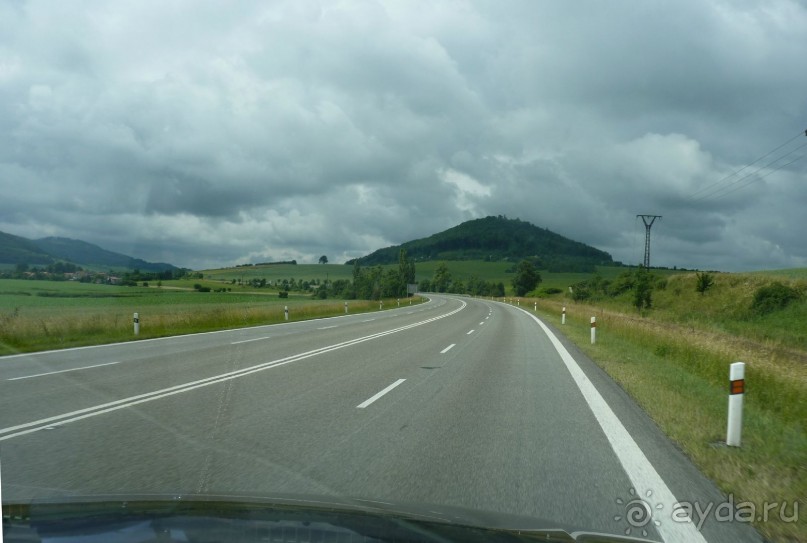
[0,0,805,270]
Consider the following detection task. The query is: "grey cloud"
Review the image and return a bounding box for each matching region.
[0,0,805,270]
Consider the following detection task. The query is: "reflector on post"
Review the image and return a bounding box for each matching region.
[727,362,745,447]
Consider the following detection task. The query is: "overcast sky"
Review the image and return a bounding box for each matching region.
[1,1,806,271]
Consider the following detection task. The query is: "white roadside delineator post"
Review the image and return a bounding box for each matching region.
[379,300,383,310]
[284,306,289,321]
[344,302,348,314]
[562,307,566,325]
[590,316,596,344]
[397,299,400,307]
[727,362,746,447]
[534,301,537,311]
[133,312,140,336]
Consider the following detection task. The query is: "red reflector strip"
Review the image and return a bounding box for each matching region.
[730,379,745,395]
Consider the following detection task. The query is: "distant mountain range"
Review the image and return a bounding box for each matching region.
[348,216,614,272]
[0,231,178,272]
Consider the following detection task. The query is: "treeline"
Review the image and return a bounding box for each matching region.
[218,250,417,301]
[118,268,197,285]
[347,249,416,299]
[235,260,297,267]
[1,262,85,280]
[0,263,197,285]
[568,267,663,311]
[418,262,506,297]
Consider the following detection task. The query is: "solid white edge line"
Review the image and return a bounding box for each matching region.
[230,336,271,345]
[512,304,706,543]
[7,361,121,381]
[440,344,455,354]
[356,379,406,409]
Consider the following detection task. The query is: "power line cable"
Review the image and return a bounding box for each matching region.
[704,149,807,201]
[687,130,806,201]
[693,140,807,202]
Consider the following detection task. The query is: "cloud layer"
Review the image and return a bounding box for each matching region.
[1,0,806,270]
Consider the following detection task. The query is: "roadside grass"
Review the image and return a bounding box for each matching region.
[574,272,807,351]
[526,295,806,543]
[0,279,424,355]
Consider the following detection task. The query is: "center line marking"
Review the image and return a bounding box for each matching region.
[467,329,475,334]
[8,361,121,381]
[440,344,456,354]
[0,300,466,441]
[318,325,337,330]
[479,321,484,325]
[356,379,406,409]
[231,336,271,345]
[362,318,376,322]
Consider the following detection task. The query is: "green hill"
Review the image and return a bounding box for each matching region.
[0,230,177,272]
[348,215,614,272]
[0,231,54,265]
[33,237,177,272]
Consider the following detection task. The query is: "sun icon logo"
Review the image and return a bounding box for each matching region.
[614,488,663,537]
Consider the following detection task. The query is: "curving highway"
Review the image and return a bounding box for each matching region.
[0,295,763,542]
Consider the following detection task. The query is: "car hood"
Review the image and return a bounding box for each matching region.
[2,492,657,543]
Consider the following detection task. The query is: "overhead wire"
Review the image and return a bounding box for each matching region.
[703,148,807,201]
[687,130,807,202]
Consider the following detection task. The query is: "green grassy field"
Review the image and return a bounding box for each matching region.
[203,263,354,283]
[0,279,422,355]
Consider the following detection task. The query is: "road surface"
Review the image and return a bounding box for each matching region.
[0,295,763,542]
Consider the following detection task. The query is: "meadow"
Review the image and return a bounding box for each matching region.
[0,279,420,355]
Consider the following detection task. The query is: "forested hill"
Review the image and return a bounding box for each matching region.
[347,216,614,272]
[0,231,177,272]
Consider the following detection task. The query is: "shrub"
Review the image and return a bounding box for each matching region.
[750,282,800,315]
[695,272,714,295]
[278,291,289,298]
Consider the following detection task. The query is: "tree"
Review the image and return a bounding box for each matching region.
[398,249,416,296]
[319,255,328,264]
[512,260,541,296]
[695,271,714,295]
[432,262,452,293]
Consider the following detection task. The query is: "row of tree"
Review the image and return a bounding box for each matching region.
[349,249,416,299]
[420,260,541,297]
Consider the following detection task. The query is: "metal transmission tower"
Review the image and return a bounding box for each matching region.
[637,215,662,268]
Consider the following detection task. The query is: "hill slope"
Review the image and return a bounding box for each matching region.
[0,231,54,265]
[0,230,177,272]
[33,237,177,272]
[349,216,613,271]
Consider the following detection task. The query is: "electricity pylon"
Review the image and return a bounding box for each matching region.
[637,215,662,268]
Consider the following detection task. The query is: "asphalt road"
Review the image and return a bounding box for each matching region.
[0,295,763,542]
